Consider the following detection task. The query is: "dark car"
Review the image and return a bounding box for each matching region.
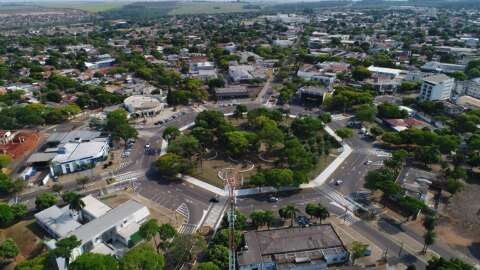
[295,215,310,227]
[209,197,219,203]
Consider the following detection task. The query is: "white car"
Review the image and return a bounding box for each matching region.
[335,180,344,186]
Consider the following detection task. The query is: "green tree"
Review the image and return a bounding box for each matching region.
[197,262,221,270]
[234,104,247,118]
[158,223,177,249]
[415,146,440,167]
[162,126,181,142]
[351,66,371,81]
[139,219,160,252]
[0,239,19,262]
[167,135,201,159]
[224,131,257,158]
[155,153,192,179]
[120,243,164,270]
[318,112,332,123]
[0,204,14,226]
[106,109,138,143]
[291,117,323,140]
[0,154,12,169]
[423,230,436,254]
[278,204,298,227]
[205,245,229,270]
[66,192,85,217]
[35,192,58,210]
[355,104,377,122]
[350,241,369,264]
[336,128,354,139]
[426,257,474,270]
[264,168,295,188]
[69,253,119,270]
[422,214,438,232]
[53,236,81,265]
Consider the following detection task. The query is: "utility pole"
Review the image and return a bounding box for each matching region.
[227,169,238,270]
[398,242,404,257]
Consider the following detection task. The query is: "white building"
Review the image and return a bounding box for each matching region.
[35,196,150,262]
[419,74,455,101]
[49,138,110,176]
[367,66,407,79]
[124,95,165,117]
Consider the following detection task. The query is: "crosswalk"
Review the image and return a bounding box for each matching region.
[331,114,352,121]
[178,223,197,235]
[111,171,144,182]
[192,106,206,113]
[176,203,190,221]
[119,161,131,170]
[338,210,360,226]
[318,185,359,212]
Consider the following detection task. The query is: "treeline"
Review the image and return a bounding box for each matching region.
[100,2,178,19]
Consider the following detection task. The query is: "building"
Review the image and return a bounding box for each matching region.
[456,95,480,110]
[398,167,436,203]
[85,54,116,69]
[367,66,407,79]
[49,138,110,176]
[383,118,430,132]
[421,61,466,74]
[419,74,455,101]
[456,78,480,99]
[229,65,266,83]
[297,86,333,103]
[123,95,165,117]
[35,196,150,260]
[215,85,250,100]
[237,225,349,270]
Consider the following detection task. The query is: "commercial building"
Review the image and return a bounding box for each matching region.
[419,74,455,101]
[367,66,407,79]
[49,138,109,176]
[456,78,480,99]
[237,225,349,270]
[124,95,165,117]
[85,54,116,69]
[26,130,110,177]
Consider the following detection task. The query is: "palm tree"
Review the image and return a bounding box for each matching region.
[279,205,298,227]
[305,203,317,220]
[314,205,330,224]
[68,194,85,218]
[422,230,436,254]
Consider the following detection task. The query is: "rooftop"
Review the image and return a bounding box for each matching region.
[34,205,81,239]
[46,130,102,144]
[52,138,108,164]
[238,225,346,266]
[423,74,453,85]
[81,195,112,220]
[68,199,147,244]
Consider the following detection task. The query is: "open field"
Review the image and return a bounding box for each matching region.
[38,1,130,13]
[169,2,249,15]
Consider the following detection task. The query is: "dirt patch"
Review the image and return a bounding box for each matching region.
[0,219,46,262]
[446,183,480,239]
[0,130,44,160]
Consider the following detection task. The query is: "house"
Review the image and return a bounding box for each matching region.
[237,225,349,270]
[440,101,464,115]
[35,196,150,260]
[456,95,480,110]
[419,74,455,101]
[398,167,436,202]
[384,118,430,132]
[456,78,480,99]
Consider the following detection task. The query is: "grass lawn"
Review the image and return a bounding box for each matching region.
[169,2,248,15]
[38,1,130,12]
[0,219,45,261]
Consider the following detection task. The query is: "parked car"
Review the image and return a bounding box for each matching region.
[295,216,310,227]
[268,195,279,202]
[335,179,344,186]
[364,160,373,165]
[209,197,219,203]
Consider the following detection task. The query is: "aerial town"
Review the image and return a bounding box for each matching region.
[0,0,479,270]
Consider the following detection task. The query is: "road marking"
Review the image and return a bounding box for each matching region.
[176,203,190,220]
[178,223,197,235]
